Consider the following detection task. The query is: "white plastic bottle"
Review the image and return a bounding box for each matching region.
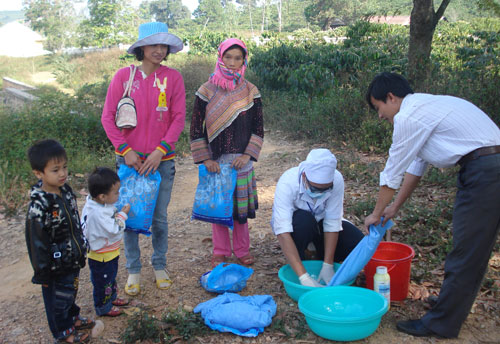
[374,266,391,309]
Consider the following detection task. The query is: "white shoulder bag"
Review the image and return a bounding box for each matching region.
[115,65,137,129]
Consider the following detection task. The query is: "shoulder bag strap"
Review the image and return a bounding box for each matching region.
[122,65,137,98]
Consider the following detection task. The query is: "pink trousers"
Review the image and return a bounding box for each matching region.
[212,221,249,258]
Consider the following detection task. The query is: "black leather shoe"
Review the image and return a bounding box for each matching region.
[396,319,438,337]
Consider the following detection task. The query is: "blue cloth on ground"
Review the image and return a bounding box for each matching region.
[194,293,277,337]
[200,263,253,293]
[192,163,237,229]
[328,218,394,286]
[115,164,161,236]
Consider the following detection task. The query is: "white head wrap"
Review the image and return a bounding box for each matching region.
[298,148,337,184]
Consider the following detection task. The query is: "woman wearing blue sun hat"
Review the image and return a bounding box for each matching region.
[101,22,186,296]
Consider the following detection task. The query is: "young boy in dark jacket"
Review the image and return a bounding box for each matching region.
[25,139,94,343]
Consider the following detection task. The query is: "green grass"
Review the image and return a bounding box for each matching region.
[120,309,211,344]
[0,55,54,87]
[270,309,308,339]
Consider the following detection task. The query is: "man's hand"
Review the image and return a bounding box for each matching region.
[317,262,335,285]
[203,159,220,173]
[299,273,324,287]
[382,203,399,223]
[364,213,381,234]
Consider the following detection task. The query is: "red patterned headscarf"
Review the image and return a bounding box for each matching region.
[208,38,248,91]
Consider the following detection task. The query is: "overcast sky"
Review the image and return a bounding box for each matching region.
[0,0,200,14]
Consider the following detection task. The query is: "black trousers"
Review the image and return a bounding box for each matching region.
[290,209,364,262]
[41,270,80,340]
[422,154,500,338]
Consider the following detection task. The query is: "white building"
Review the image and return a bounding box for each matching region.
[0,21,52,57]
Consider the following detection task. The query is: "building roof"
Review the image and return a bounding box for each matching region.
[0,21,52,57]
[368,15,411,25]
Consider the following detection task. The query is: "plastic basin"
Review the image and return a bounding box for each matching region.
[278,260,354,302]
[298,286,389,341]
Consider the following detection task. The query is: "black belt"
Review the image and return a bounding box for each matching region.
[457,145,500,167]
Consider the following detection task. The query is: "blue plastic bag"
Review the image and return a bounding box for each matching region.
[115,165,161,236]
[328,218,394,286]
[194,293,277,337]
[192,163,237,228]
[200,263,253,293]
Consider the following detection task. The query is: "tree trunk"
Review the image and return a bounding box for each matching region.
[248,0,254,36]
[277,0,282,32]
[408,0,451,88]
[261,0,266,32]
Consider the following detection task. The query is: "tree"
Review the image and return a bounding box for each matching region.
[477,0,500,16]
[304,0,369,29]
[276,0,282,32]
[78,0,138,48]
[194,0,233,30]
[140,0,190,28]
[408,0,451,87]
[235,0,257,35]
[281,0,309,31]
[193,0,223,23]
[23,0,76,51]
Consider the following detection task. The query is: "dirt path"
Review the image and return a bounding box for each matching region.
[0,133,498,343]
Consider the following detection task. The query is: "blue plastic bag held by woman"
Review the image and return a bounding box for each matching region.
[328,218,394,286]
[115,164,161,236]
[192,163,237,228]
[200,263,253,293]
[194,293,276,337]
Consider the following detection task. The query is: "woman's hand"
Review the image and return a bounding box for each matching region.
[203,159,220,173]
[138,149,163,176]
[231,154,250,170]
[124,150,142,171]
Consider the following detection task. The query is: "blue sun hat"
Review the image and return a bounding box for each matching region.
[127,22,183,54]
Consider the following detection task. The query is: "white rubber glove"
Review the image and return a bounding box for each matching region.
[317,262,335,285]
[299,272,324,287]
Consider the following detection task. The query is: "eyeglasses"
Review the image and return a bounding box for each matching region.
[306,178,333,193]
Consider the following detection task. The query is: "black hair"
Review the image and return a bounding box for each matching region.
[27,139,67,172]
[223,44,246,59]
[88,167,120,198]
[132,45,170,61]
[366,72,414,110]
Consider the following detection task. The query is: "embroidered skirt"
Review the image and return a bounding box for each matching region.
[217,154,258,224]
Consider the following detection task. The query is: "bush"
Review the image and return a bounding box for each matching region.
[251,19,499,153]
[185,31,240,55]
[0,86,111,213]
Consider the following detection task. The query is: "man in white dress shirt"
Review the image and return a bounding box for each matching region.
[271,149,363,287]
[364,72,500,338]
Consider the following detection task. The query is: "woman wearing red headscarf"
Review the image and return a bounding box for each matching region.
[190,38,264,268]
